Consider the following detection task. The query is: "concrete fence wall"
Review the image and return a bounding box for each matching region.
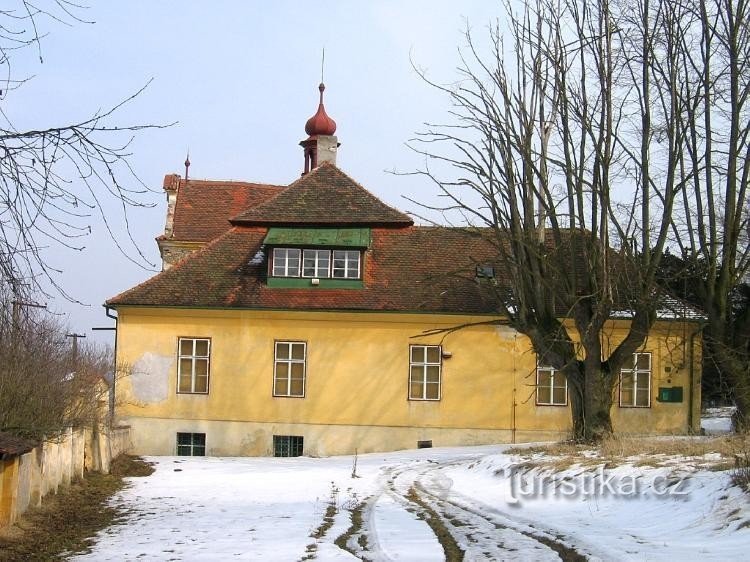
[0,425,132,527]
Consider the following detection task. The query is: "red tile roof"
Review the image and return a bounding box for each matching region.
[114,164,696,319]
[0,431,37,459]
[231,163,413,227]
[108,225,499,314]
[167,178,285,242]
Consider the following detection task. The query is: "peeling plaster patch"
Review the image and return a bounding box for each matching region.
[495,325,518,340]
[131,352,173,403]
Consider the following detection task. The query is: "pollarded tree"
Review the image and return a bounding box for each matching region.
[409,0,699,441]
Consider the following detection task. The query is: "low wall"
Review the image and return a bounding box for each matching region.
[0,425,132,527]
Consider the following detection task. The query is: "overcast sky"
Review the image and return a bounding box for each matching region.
[11,1,503,344]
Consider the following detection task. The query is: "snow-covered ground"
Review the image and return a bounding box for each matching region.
[72,440,750,561]
[701,406,735,434]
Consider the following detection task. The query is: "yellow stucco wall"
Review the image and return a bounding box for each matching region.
[0,458,19,527]
[114,307,701,456]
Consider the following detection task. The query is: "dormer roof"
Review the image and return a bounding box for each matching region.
[231,162,413,227]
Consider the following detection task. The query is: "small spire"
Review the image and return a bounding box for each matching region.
[184,150,191,181]
[321,47,325,83]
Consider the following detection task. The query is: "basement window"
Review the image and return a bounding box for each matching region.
[273,435,304,457]
[176,432,206,456]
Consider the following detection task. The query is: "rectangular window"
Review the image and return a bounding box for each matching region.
[302,249,331,278]
[536,365,568,406]
[177,338,210,394]
[271,247,361,279]
[332,250,361,279]
[176,432,206,456]
[272,248,301,277]
[619,352,652,408]
[273,435,304,457]
[409,345,441,400]
[274,341,306,397]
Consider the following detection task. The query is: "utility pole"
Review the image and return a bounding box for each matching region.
[11,300,46,335]
[65,332,86,367]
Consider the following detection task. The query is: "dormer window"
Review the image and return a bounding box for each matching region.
[264,228,369,287]
[272,247,361,280]
[272,248,301,277]
[332,250,360,279]
[303,249,331,278]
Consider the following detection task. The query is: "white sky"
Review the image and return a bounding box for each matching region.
[10,1,503,344]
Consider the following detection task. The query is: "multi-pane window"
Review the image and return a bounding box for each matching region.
[177,338,210,394]
[273,435,304,457]
[409,345,441,400]
[176,432,206,456]
[271,247,361,279]
[536,365,568,406]
[619,352,652,408]
[332,250,361,279]
[272,248,301,277]
[302,249,331,278]
[274,341,306,397]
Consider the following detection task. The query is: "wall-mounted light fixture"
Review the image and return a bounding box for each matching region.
[442,350,453,359]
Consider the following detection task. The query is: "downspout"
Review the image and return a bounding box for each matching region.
[105,306,118,426]
[687,323,704,434]
[511,333,518,444]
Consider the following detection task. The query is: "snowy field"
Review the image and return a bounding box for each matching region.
[73,438,750,561]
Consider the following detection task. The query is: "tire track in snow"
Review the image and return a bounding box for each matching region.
[380,457,594,561]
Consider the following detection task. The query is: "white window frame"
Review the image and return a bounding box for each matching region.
[302,249,331,278]
[272,248,301,277]
[536,365,568,406]
[332,250,361,279]
[270,247,362,279]
[619,352,652,408]
[409,345,442,401]
[177,337,211,394]
[274,341,307,397]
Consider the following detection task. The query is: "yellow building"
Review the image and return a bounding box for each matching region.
[108,85,702,457]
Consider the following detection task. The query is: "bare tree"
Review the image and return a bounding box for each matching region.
[662,0,750,427]
[0,290,113,439]
[0,1,165,298]
[408,0,698,440]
